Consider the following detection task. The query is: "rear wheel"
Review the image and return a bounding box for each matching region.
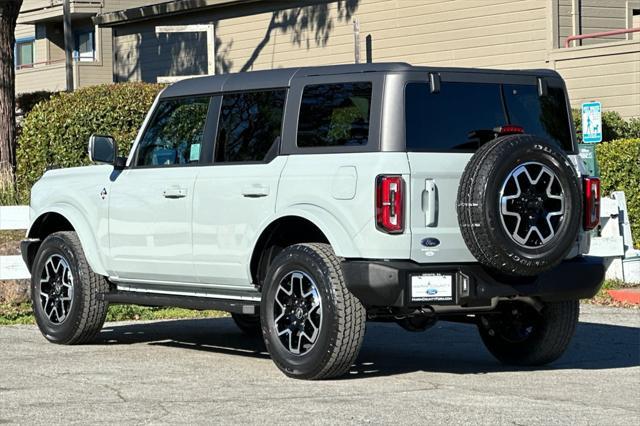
[231,313,261,336]
[31,231,109,344]
[260,243,366,380]
[477,300,579,366]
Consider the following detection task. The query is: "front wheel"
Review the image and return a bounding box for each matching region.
[30,231,109,344]
[477,300,579,366]
[260,243,366,380]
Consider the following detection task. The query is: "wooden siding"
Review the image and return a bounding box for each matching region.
[113,0,552,81]
[15,63,67,94]
[550,40,640,118]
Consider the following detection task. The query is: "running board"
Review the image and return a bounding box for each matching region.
[100,291,259,315]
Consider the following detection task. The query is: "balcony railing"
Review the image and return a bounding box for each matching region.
[15,58,66,71]
[565,28,640,48]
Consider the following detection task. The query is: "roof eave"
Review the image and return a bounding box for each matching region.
[94,0,255,27]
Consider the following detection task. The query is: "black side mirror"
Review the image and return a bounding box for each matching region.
[88,135,125,169]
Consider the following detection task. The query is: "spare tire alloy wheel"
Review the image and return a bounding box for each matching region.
[499,162,564,248]
[457,135,582,276]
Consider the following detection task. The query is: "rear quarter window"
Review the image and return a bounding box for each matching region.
[405,81,573,152]
[297,82,372,148]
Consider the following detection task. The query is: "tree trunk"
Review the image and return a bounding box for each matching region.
[0,0,23,181]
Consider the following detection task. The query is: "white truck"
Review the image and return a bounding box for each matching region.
[22,63,604,380]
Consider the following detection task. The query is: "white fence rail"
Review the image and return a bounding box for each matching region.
[0,206,30,280]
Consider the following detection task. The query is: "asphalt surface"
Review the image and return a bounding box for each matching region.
[1,304,638,425]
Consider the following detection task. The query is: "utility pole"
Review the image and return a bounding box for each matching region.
[63,0,74,91]
[353,17,361,64]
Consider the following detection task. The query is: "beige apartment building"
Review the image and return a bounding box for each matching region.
[15,0,640,118]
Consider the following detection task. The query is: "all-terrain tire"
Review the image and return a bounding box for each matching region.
[478,300,579,366]
[31,231,109,344]
[456,135,582,276]
[231,313,262,336]
[260,243,366,380]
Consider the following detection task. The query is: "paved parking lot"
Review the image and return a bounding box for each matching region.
[1,304,638,425]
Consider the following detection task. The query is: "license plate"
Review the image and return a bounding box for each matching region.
[411,273,454,302]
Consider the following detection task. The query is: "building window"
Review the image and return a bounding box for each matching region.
[74,29,95,61]
[15,38,35,69]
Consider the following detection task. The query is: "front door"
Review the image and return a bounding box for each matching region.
[108,95,212,283]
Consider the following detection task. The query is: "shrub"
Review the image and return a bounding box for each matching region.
[595,138,640,248]
[16,83,164,202]
[0,168,20,206]
[627,118,640,139]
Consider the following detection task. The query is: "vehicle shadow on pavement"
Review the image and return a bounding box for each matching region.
[95,317,640,379]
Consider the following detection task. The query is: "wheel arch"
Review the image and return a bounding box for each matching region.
[249,207,360,286]
[27,206,108,276]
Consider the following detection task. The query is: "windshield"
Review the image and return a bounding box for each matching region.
[405,80,574,152]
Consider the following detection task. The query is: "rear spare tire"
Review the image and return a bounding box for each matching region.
[456,135,582,276]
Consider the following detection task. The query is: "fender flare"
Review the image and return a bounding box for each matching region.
[251,205,362,260]
[28,204,108,276]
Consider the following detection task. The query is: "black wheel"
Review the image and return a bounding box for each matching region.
[477,300,579,366]
[231,313,261,336]
[30,231,109,344]
[397,316,436,332]
[457,135,582,276]
[260,243,366,380]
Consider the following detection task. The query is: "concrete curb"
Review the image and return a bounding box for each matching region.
[608,288,640,305]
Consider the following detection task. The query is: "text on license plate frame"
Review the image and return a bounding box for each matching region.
[411,273,455,303]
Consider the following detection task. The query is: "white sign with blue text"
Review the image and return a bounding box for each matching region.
[582,102,602,143]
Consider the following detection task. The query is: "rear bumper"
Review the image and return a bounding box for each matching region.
[341,256,605,308]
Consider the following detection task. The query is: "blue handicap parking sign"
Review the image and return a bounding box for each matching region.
[582,102,602,143]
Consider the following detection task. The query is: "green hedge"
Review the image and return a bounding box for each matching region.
[16,83,163,202]
[596,138,640,248]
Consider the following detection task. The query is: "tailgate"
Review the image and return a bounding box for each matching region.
[407,153,475,264]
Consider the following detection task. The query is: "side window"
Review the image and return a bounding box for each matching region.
[215,90,287,163]
[297,82,372,148]
[136,97,210,167]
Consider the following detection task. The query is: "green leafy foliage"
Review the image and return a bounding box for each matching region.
[595,138,640,248]
[0,303,227,325]
[572,109,638,143]
[16,83,164,202]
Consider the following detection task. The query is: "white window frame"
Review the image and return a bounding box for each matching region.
[155,24,215,83]
[627,1,640,39]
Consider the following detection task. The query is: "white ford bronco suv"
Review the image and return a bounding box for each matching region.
[22,63,604,380]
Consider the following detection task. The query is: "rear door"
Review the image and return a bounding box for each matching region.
[192,89,288,288]
[404,73,575,264]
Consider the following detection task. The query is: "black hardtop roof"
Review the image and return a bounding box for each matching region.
[159,62,562,98]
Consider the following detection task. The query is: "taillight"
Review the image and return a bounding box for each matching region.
[376,175,404,234]
[583,177,600,230]
[494,124,525,136]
